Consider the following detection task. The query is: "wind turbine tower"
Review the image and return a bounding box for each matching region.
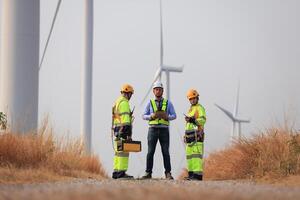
[215,83,250,141]
[80,0,93,154]
[141,0,183,104]
[0,0,39,133]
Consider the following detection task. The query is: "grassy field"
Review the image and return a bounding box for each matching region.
[0,120,107,184]
[203,127,300,185]
[1,120,300,185]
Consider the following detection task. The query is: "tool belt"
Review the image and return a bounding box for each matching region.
[114,125,132,140]
[184,130,204,143]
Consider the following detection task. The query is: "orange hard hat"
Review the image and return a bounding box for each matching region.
[121,84,134,94]
[187,89,199,100]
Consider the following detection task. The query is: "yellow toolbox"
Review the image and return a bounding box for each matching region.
[117,140,142,152]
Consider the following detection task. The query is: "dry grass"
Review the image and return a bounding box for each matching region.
[204,127,300,181]
[0,119,107,183]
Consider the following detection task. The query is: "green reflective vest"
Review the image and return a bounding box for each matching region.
[185,104,206,133]
[113,96,132,127]
[149,99,169,126]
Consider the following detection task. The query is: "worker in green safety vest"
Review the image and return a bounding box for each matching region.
[184,89,206,181]
[141,81,177,180]
[111,84,134,179]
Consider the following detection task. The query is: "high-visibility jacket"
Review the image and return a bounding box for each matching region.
[113,96,132,127]
[112,96,131,173]
[185,103,206,175]
[149,99,169,126]
[185,103,206,133]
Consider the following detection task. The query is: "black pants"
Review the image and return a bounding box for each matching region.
[146,127,171,174]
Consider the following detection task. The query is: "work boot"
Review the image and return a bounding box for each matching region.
[193,174,203,181]
[112,171,125,179]
[119,173,134,180]
[184,172,194,180]
[165,172,174,180]
[140,172,152,179]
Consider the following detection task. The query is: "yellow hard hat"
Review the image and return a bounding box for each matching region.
[187,89,199,100]
[121,84,134,94]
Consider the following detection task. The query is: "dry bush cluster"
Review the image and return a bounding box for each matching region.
[204,128,300,180]
[0,119,107,182]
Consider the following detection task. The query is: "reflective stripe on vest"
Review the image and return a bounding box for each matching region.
[149,99,169,126]
[115,152,129,157]
[186,154,203,160]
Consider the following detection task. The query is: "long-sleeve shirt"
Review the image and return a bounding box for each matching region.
[142,98,176,128]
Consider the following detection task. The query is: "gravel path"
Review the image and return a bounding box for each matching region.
[0,179,300,200]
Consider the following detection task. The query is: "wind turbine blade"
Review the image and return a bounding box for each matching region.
[140,68,162,105]
[39,0,62,70]
[153,66,162,82]
[234,81,240,117]
[160,0,164,66]
[215,103,235,121]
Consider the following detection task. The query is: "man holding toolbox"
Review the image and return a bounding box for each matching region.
[111,83,136,179]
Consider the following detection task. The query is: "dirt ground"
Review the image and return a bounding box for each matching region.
[0,179,300,200]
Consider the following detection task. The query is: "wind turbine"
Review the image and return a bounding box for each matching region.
[32,0,93,154]
[80,0,93,154]
[0,0,40,133]
[215,83,250,141]
[141,0,183,104]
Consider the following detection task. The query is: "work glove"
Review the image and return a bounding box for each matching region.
[189,117,196,123]
[197,129,204,142]
[185,116,196,123]
[185,116,190,122]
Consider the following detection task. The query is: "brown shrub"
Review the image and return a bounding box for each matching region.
[0,120,107,181]
[204,128,300,180]
[0,133,54,168]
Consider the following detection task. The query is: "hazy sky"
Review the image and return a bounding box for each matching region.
[1,0,300,177]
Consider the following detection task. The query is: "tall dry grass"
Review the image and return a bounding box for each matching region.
[0,119,107,183]
[204,127,300,180]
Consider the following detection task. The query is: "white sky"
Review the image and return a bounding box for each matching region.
[1,0,300,178]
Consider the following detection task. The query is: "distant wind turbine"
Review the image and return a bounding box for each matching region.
[80,0,93,154]
[141,0,183,104]
[38,0,93,154]
[215,83,250,141]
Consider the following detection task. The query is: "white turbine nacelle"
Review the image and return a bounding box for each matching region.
[215,83,250,141]
[161,65,184,72]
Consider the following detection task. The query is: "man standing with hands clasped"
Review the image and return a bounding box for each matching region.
[141,81,177,180]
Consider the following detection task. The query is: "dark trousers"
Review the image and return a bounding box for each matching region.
[146,127,171,174]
